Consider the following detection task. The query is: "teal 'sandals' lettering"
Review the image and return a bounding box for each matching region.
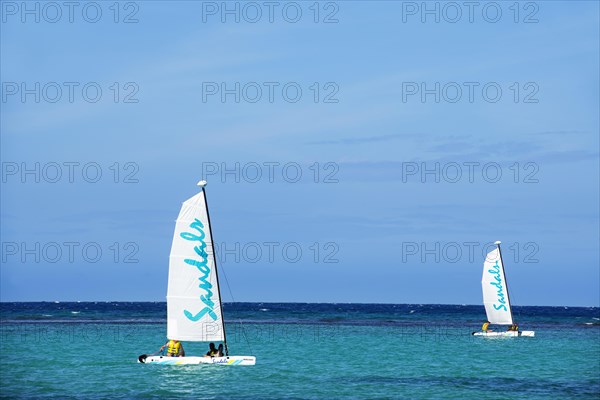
[181,218,218,322]
[488,260,508,312]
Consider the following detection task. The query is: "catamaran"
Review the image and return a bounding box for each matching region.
[138,180,256,365]
[472,241,535,337]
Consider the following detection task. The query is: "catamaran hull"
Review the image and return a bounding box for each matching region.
[472,331,535,337]
[138,355,256,366]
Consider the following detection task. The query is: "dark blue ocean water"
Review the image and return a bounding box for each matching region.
[1,302,599,399]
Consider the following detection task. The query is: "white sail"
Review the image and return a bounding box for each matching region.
[481,246,513,325]
[166,189,225,342]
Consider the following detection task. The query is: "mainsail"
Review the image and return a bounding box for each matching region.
[481,243,513,325]
[166,183,225,342]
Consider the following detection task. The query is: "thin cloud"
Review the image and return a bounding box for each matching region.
[306,133,421,146]
[529,130,591,136]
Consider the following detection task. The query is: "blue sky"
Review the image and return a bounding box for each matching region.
[1,1,598,306]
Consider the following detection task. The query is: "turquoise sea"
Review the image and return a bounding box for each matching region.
[1,303,598,399]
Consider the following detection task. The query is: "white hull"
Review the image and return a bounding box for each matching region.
[472,331,535,337]
[138,355,256,366]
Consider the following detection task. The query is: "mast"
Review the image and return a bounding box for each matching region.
[495,241,514,325]
[198,180,229,356]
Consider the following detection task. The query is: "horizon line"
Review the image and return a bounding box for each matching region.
[0,300,597,308]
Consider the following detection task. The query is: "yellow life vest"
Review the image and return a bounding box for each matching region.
[482,322,490,331]
[167,340,181,355]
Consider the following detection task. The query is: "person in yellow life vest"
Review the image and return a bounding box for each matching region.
[160,339,185,357]
[482,321,491,332]
[507,323,519,332]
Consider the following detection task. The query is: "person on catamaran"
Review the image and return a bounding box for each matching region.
[507,323,519,331]
[205,342,219,357]
[204,343,224,357]
[482,321,492,332]
[160,339,185,357]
